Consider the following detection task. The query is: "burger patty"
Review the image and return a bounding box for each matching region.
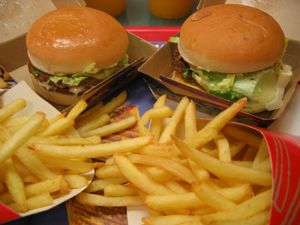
[172,45,190,73]
[28,63,99,95]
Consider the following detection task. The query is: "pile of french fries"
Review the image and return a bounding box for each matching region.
[0,98,98,213]
[1,90,272,224]
[65,92,271,225]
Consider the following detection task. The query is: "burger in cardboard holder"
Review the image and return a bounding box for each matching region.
[139,4,300,127]
[26,7,129,106]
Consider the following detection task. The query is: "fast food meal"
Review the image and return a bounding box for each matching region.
[0,98,95,213]
[46,92,272,225]
[170,4,293,113]
[26,6,129,105]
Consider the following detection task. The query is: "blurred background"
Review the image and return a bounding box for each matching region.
[85,0,200,26]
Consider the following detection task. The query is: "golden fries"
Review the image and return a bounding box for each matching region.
[73,93,272,225]
[80,116,137,137]
[150,95,167,141]
[30,136,152,158]
[0,112,45,163]
[0,98,97,214]
[3,159,27,212]
[1,88,274,224]
[173,137,272,186]
[185,98,247,148]
[76,192,143,207]
[114,154,173,195]
[0,98,26,123]
[201,189,272,223]
[159,97,189,144]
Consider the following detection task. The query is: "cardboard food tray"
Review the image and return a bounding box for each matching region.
[65,97,300,225]
[0,81,94,224]
[138,39,300,127]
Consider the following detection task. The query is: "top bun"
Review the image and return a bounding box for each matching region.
[178,4,285,73]
[26,7,128,75]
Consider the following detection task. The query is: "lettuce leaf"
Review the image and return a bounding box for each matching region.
[46,53,129,86]
[49,75,87,86]
[191,66,280,108]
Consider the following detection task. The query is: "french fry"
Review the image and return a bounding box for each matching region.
[201,189,272,223]
[30,135,101,145]
[12,156,39,183]
[159,97,189,144]
[252,140,269,169]
[185,98,247,148]
[188,160,210,182]
[48,112,67,124]
[255,158,271,172]
[76,192,143,207]
[103,184,137,197]
[216,184,254,203]
[192,206,217,216]
[222,125,262,149]
[141,166,174,183]
[165,181,189,194]
[192,182,236,211]
[137,144,178,158]
[242,146,258,161]
[0,125,13,142]
[66,99,88,120]
[145,193,204,212]
[85,177,128,193]
[95,165,122,179]
[127,154,197,183]
[64,175,88,189]
[31,136,152,158]
[4,159,27,212]
[150,94,167,141]
[77,114,110,134]
[1,176,64,204]
[80,116,137,137]
[140,106,173,126]
[184,101,198,139]
[76,102,103,124]
[0,98,26,123]
[8,193,53,212]
[38,156,94,174]
[14,146,57,181]
[229,141,246,158]
[177,221,203,225]
[231,160,253,168]
[214,133,231,162]
[173,137,272,186]
[2,116,30,127]
[210,210,269,225]
[0,112,45,163]
[76,91,127,130]
[25,176,63,197]
[114,154,173,195]
[143,215,201,225]
[39,117,74,136]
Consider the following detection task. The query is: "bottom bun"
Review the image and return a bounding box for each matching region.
[30,75,80,106]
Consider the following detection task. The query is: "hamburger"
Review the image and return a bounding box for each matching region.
[26,7,129,105]
[171,4,292,113]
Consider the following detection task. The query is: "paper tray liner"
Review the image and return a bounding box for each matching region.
[66,122,300,225]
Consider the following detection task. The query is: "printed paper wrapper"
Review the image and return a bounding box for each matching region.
[66,107,300,225]
[0,81,94,224]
